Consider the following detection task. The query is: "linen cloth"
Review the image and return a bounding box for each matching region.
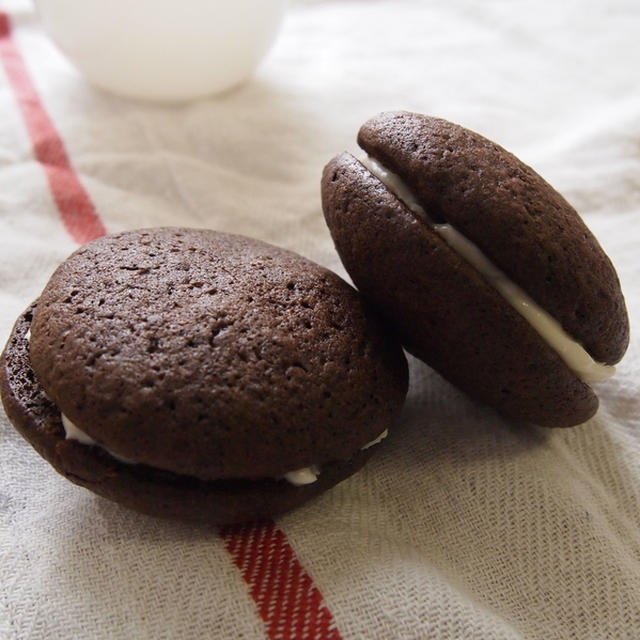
[1,0,640,638]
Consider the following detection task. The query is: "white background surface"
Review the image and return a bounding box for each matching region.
[1,0,639,638]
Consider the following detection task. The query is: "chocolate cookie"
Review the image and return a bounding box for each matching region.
[321,112,629,427]
[1,228,408,523]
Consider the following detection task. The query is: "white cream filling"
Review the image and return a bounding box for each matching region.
[61,413,389,487]
[61,414,98,446]
[282,429,390,486]
[360,428,388,450]
[359,155,614,383]
[61,413,136,464]
[283,465,321,486]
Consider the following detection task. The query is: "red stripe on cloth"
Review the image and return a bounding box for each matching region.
[0,12,106,244]
[220,521,343,640]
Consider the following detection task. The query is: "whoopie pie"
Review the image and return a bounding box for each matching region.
[1,228,408,523]
[321,111,629,427]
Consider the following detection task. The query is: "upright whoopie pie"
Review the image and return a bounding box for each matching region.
[0,228,408,523]
[321,111,629,427]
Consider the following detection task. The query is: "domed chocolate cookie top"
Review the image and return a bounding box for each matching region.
[29,228,408,481]
[356,112,629,365]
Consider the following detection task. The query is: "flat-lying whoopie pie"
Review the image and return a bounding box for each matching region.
[321,111,629,427]
[0,228,408,523]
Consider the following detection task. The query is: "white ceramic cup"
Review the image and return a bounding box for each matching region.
[34,0,287,101]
